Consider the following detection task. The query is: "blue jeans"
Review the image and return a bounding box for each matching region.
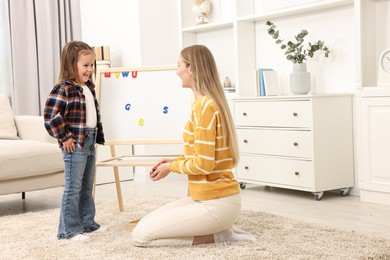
[57,128,100,239]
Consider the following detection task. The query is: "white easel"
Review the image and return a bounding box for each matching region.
[93,66,191,212]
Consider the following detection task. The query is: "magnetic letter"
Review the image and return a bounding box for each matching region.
[163,106,169,114]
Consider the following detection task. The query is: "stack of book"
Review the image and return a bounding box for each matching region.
[257,68,280,96]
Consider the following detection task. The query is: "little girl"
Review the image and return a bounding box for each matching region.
[44,41,105,241]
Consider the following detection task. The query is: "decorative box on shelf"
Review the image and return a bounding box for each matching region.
[93,46,111,81]
[93,46,110,61]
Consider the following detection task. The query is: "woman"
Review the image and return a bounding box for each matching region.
[131,45,256,247]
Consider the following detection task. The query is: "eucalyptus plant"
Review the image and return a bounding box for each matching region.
[266,21,330,64]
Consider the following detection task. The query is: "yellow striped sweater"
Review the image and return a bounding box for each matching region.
[168,96,240,201]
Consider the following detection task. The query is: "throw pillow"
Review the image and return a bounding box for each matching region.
[0,93,19,140]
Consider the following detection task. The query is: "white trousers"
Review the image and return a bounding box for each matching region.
[131,194,241,247]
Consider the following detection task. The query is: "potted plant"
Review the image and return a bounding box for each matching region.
[266,20,330,94]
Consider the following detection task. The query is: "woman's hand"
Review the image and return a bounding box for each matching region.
[149,158,173,174]
[63,138,76,153]
[150,162,171,181]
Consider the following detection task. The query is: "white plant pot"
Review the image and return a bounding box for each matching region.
[290,63,311,95]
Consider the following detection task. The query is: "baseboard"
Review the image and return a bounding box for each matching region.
[360,189,390,206]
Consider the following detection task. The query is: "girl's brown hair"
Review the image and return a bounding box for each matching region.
[57,41,95,87]
[180,45,239,166]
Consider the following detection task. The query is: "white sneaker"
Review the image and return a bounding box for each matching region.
[69,234,89,241]
[93,226,108,233]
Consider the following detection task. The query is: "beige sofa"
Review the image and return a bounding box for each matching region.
[0,93,64,198]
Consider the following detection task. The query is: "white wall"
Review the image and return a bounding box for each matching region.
[138,0,180,66]
[80,0,141,67]
[80,0,180,68]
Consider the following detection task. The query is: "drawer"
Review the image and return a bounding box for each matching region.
[236,155,314,189]
[234,100,312,128]
[237,128,313,158]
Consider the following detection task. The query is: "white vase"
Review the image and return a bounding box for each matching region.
[289,63,311,95]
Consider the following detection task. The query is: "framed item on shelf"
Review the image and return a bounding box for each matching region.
[378,48,390,86]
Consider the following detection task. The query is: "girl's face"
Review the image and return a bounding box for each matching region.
[76,53,95,85]
[177,56,192,89]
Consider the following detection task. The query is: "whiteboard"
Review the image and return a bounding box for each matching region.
[96,66,192,140]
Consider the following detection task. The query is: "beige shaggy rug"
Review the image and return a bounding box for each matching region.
[1,195,390,260]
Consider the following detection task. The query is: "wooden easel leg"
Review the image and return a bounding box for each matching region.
[113,166,124,212]
[110,145,124,212]
[126,219,141,231]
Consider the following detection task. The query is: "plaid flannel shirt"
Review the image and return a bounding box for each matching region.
[43,80,105,148]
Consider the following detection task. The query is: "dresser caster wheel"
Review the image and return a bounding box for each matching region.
[239,182,247,189]
[313,191,323,201]
[340,188,350,197]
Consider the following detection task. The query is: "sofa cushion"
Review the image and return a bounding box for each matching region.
[0,140,64,181]
[0,94,19,140]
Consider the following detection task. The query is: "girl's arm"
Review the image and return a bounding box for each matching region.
[43,85,72,143]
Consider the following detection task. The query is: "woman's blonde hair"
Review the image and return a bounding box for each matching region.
[58,41,95,87]
[180,45,239,166]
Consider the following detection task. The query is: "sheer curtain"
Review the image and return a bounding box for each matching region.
[0,0,81,115]
[0,0,13,99]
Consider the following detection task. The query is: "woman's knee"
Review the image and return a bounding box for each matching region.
[131,225,150,247]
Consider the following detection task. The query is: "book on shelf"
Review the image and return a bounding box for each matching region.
[257,68,273,96]
[262,70,280,96]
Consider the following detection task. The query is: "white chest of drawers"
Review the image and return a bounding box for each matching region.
[233,95,354,200]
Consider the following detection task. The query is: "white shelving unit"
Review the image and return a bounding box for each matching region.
[236,0,353,22]
[355,0,390,89]
[178,0,356,96]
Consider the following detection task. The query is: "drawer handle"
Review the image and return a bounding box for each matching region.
[293,112,298,117]
[243,112,247,116]
[244,166,249,170]
[293,142,298,147]
[243,139,248,144]
[294,171,300,176]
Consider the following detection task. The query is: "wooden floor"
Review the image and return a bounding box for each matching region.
[1,174,390,239]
